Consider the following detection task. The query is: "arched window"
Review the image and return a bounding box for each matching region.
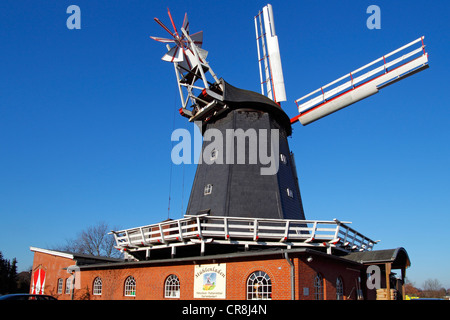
[247,271,272,300]
[314,273,323,300]
[164,274,180,298]
[93,277,102,296]
[124,276,136,297]
[65,278,72,294]
[336,277,344,300]
[57,278,63,294]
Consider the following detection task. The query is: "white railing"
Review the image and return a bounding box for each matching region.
[295,36,428,114]
[111,215,377,254]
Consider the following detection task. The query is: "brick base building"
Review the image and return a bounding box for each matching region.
[29,246,410,301]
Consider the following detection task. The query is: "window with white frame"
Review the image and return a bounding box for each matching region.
[93,277,102,296]
[124,276,136,297]
[336,277,344,300]
[247,271,272,300]
[57,278,63,294]
[314,273,324,300]
[164,274,180,298]
[204,184,213,195]
[286,188,294,198]
[65,278,72,294]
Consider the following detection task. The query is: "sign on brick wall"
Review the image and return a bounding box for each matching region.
[194,264,226,299]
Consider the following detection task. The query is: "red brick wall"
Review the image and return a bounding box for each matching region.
[31,249,375,300]
[297,254,364,300]
[31,251,76,300]
[80,263,194,300]
[225,257,292,300]
[78,256,292,300]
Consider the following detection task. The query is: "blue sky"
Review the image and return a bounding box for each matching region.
[1,0,449,290]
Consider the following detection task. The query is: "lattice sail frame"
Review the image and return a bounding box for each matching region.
[291,36,429,125]
[254,4,287,104]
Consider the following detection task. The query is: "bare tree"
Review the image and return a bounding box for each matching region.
[422,278,446,298]
[423,278,442,291]
[53,222,122,259]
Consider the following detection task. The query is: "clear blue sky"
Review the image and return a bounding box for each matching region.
[1,0,449,290]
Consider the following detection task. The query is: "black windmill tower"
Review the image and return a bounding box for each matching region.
[185,80,306,220]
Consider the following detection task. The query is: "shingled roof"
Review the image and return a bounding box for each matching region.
[343,247,411,269]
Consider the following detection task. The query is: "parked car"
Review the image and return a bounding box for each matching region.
[0,294,57,300]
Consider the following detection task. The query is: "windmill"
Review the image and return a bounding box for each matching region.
[109,4,430,260]
[150,4,429,220]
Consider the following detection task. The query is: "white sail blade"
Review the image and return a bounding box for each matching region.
[150,36,176,43]
[292,36,429,125]
[255,10,273,100]
[262,4,286,102]
[182,13,189,34]
[162,45,184,62]
[178,49,197,70]
[190,31,203,48]
[298,85,379,126]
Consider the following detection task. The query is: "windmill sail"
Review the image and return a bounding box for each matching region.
[255,4,287,103]
[150,9,223,120]
[291,36,429,125]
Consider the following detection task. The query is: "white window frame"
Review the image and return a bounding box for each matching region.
[57,278,63,294]
[164,274,180,298]
[93,277,102,296]
[204,184,213,195]
[124,276,136,297]
[286,188,294,198]
[247,271,272,300]
[65,278,72,295]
